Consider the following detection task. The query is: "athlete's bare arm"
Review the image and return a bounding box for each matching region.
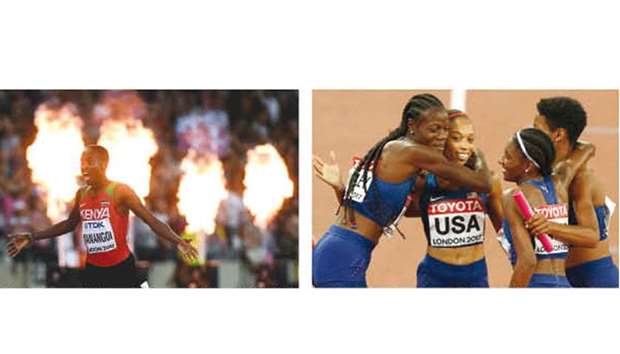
[486,173,505,232]
[6,189,81,257]
[526,170,598,248]
[502,189,536,287]
[404,191,424,218]
[314,151,430,219]
[115,183,198,261]
[405,144,492,193]
[403,174,428,218]
[525,213,598,248]
[553,141,594,189]
[31,191,81,240]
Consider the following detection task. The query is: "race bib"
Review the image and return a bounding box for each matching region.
[427,197,486,248]
[346,159,374,203]
[532,204,569,255]
[82,217,117,254]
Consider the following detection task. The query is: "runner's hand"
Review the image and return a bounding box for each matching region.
[177,240,199,263]
[313,151,343,190]
[524,213,551,236]
[6,233,33,257]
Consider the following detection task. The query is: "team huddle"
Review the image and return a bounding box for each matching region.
[313,94,618,288]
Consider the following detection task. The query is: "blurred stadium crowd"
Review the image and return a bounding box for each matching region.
[0,90,299,288]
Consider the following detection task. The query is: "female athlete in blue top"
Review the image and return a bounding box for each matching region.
[499,128,597,287]
[316,110,504,287]
[407,110,504,287]
[532,96,618,287]
[312,94,492,287]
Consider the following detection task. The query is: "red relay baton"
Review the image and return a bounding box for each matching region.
[512,190,554,252]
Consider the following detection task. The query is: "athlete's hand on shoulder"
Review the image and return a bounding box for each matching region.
[575,140,595,156]
[313,151,343,190]
[177,239,199,263]
[6,232,33,257]
[524,213,551,236]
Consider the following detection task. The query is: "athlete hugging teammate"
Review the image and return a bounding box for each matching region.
[312,94,492,287]
[6,145,198,288]
[314,108,502,287]
[314,95,617,288]
[529,97,618,287]
[499,128,596,287]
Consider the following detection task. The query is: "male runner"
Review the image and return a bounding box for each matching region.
[6,145,198,287]
[532,97,618,287]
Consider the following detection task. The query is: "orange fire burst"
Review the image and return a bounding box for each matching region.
[243,144,294,229]
[177,150,229,235]
[26,103,84,222]
[97,118,158,198]
[95,93,157,199]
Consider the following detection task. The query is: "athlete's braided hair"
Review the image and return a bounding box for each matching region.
[512,128,555,176]
[342,93,445,224]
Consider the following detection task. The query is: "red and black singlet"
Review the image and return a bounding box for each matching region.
[77,182,130,267]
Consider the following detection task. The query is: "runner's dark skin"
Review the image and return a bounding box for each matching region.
[6,146,198,262]
[532,114,610,267]
[499,131,596,287]
[313,105,492,244]
[315,113,503,264]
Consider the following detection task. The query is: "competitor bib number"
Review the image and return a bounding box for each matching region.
[347,168,373,203]
[82,218,117,254]
[533,204,568,256]
[427,198,485,248]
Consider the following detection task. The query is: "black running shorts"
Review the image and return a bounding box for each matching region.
[82,253,141,288]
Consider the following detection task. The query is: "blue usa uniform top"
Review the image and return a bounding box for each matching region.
[419,173,489,248]
[498,176,569,265]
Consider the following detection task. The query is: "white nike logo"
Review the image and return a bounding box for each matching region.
[429,196,444,202]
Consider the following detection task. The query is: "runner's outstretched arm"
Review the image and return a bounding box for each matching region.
[116,183,198,261]
[6,190,81,257]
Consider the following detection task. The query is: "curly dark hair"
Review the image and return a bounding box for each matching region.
[536,96,587,148]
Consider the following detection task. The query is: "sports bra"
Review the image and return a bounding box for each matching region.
[419,173,488,248]
[346,159,417,228]
[568,200,611,241]
[499,176,569,265]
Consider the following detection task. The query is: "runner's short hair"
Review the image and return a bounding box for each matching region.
[537,97,587,148]
[86,145,109,167]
